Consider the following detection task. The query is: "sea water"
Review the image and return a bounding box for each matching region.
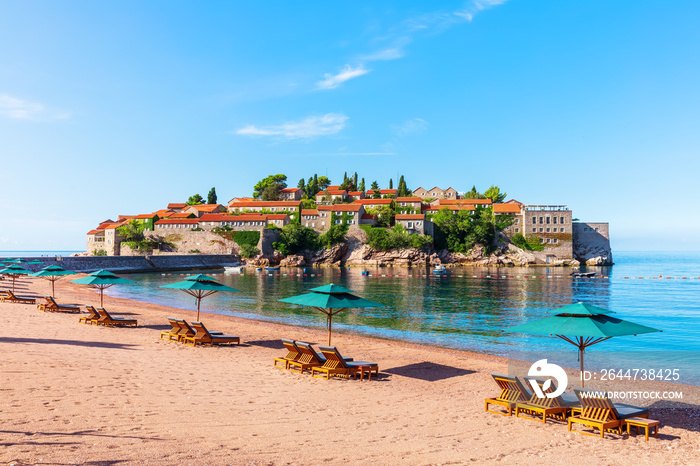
[101,251,700,386]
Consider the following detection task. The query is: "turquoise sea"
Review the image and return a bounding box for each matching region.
[99,251,700,386]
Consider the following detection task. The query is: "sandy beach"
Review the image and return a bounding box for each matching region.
[1,276,699,465]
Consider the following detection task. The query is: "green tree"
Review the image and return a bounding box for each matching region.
[301,198,317,209]
[397,175,409,197]
[463,186,485,199]
[353,172,358,189]
[117,219,145,242]
[359,178,365,192]
[370,181,380,199]
[367,204,394,228]
[317,176,331,190]
[389,178,393,189]
[261,184,281,201]
[298,178,306,189]
[207,187,217,204]
[186,194,204,205]
[339,175,354,192]
[253,174,287,199]
[319,213,348,248]
[273,224,320,255]
[430,206,495,253]
[484,185,507,203]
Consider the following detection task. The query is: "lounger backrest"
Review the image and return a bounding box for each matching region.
[100,308,115,320]
[491,373,530,403]
[281,339,300,360]
[573,388,618,421]
[86,306,100,320]
[523,376,563,408]
[318,346,350,369]
[179,319,196,337]
[191,322,213,338]
[8,291,19,299]
[45,296,58,307]
[96,308,109,321]
[295,342,322,364]
[166,317,181,334]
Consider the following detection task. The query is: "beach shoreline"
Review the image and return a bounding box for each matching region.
[1,277,698,465]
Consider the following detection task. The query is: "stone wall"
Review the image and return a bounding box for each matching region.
[573,222,613,265]
[138,230,240,255]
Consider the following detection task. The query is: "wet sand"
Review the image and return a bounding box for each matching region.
[1,276,698,465]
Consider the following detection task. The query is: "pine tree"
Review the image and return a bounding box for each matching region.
[298,178,306,189]
[207,187,217,204]
[397,176,408,197]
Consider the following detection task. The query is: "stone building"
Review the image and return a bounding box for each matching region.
[183,204,227,218]
[279,188,304,201]
[520,205,573,263]
[315,204,365,232]
[315,190,348,204]
[154,218,199,231]
[198,213,268,231]
[413,186,458,200]
[395,196,422,212]
[228,200,301,214]
[395,214,433,236]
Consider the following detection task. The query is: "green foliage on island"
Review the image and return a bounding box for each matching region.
[93,250,107,256]
[254,174,288,200]
[511,233,545,251]
[238,243,260,258]
[207,187,217,204]
[484,185,507,203]
[273,224,320,255]
[186,194,204,205]
[361,225,432,251]
[318,213,349,248]
[430,206,496,253]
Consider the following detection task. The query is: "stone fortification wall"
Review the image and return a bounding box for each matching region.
[11,254,241,273]
[138,230,240,256]
[572,222,613,265]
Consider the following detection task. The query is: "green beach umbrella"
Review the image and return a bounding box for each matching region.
[28,259,44,272]
[0,264,33,293]
[278,284,384,345]
[70,270,134,307]
[160,274,240,321]
[30,265,77,298]
[505,302,661,386]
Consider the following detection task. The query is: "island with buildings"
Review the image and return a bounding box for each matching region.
[85,177,612,267]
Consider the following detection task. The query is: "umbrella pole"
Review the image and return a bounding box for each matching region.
[52,279,55,297]
[100,286,104,307]
[197,297,201,321]
[328,313,332,346]
[580,347,585,388]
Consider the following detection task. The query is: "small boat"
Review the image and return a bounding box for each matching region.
[361,270,370,276]
[224,266,242,274]
[570,271,596,278]
[433,265,447,275]
[265,266,280,271]
[255,267,263,272]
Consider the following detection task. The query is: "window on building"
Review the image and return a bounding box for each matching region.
[539,228,543,232]
[553,217,557,224]
[539,217,544,224]
[595,228,599,232]
[547,238,551,243]
[515,228,519,233]
[532,228,536,233]
[546,217,550,224]
[515,218,519,224]
[553,239,558,243]
[546,228,550,232]
[560,217,565,224]
[584,227,588,232]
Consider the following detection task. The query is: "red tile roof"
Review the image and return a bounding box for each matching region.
[493,203,522,213]
[87,229,101,235]
[361,214,375,220]
[366,189,397,195]
[266,214,289,220]
[327,185,341,190]
[301,209,318,216]
[156,219,199,225]
[280,188,302,193]
[228,201,300,208]
[396,214,425,220]
[353,199,392,205]
[439,199,492,205]
[395,197,422,202]
[318,204,362,212]
[187,204,225,212]
[348,191,363,196]
[167,203,187,209]
[316,190,347,196]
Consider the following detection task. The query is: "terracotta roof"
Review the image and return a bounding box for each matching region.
[153,209,175,217]
[316,190,347,196]
[266,214,289,220]
[493,203,522,213]
[361,214,375,220]
[187,204,224,212]
[228,201,300,208]
[132,213,157,219]
[200,213,240,222]
[228,197,260,203]
[280,188,302,193]
[167,203,186,209]
[396,214,425,220]
[163,212,194,219]
[439,199,492,205]
[366,189,397,195]
[395,197,422,202]
[301,209,318,216]
[348,191,363,196]
[424,205,475,212]
[318,204,362,212]
[156,219,199,225]
[87,229,101,235]
[327,185,341,190]
[353,199,392,205]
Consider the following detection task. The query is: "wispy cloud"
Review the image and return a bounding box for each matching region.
[0,94,70,121]
[316,64,370,90]
[235,113,349,140]
[392,118,429,137]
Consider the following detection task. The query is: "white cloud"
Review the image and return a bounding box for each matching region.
[316,64,370,90]
[392,118,429,137]
[235,113,349,140]
[0,94,70,121]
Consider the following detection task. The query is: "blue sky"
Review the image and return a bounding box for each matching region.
[1,0,699,252]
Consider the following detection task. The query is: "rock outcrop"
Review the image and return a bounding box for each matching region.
[574,243,613,266]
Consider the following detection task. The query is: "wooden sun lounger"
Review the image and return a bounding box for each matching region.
[514,376,580,423]
[161,317,182,341]
[287,342,354,374]
[38,295,80,313]
[274,339,302,369]
[95,307,138,327]
[312,346,379,380]
[1,290,37,305]
[183,321,239,347]
[178,320,223,342]
[568,388,649,438]
[485,373,531,416]
[79,305,101,324]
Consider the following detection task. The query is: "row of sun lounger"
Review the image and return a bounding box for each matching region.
[78,305,138,327]
[37,296,80,313]
[161,317,240,346]
[0,290,37,304]
[485,373,654,439]
[275,339,379,380]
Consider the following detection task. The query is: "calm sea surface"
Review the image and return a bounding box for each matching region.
[49,251,700,385]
